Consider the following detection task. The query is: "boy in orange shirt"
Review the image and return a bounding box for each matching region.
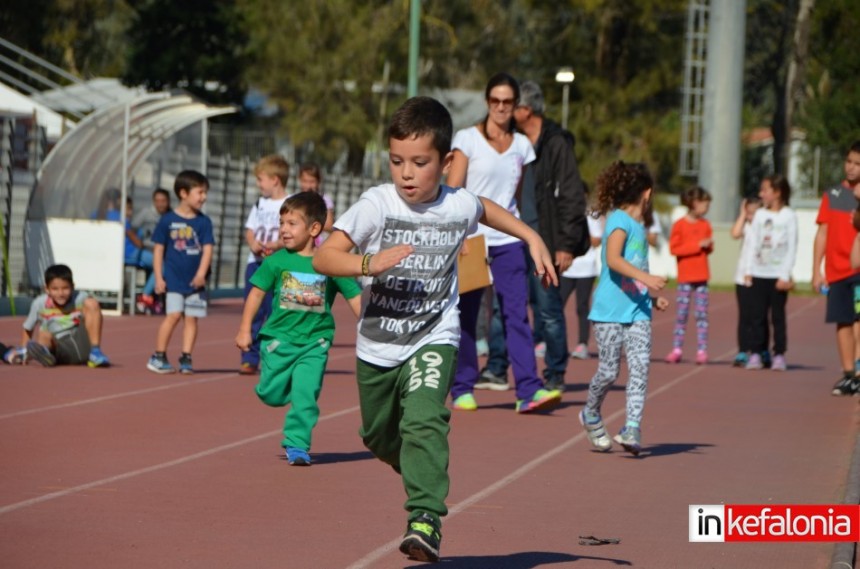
[666,186,713,364]
[817,141,860,395]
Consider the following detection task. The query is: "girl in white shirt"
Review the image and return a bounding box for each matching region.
[741,175,798,371]
[560,211,604,359]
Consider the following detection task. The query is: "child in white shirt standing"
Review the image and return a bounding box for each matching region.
[742,175,798,371]
[560,210,604,359]
[730,196,763,367]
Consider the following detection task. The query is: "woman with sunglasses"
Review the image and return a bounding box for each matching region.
[446,72,563,414]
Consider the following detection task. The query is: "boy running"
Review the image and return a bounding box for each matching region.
[313,96,556,563]
[235,192,361,466]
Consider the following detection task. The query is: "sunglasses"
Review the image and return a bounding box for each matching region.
[488,96,516,109]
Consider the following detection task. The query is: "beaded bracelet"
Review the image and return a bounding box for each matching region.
[361,253,374,276]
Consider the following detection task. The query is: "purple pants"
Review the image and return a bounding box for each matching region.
[452,241,544,401]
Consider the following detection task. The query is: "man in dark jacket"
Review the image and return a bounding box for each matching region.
[513,80,589,391]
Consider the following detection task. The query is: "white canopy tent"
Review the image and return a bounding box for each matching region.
[24,93,236,313]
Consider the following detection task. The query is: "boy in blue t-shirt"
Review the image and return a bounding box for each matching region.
[235,192,361,466]
[146,170,215,375]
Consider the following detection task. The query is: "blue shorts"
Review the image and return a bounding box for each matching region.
[826,273,860,324]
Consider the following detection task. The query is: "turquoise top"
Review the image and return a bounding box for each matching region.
[589,209,653,323]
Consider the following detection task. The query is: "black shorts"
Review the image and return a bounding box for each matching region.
[54,325,91,365]
[826,273,860,324]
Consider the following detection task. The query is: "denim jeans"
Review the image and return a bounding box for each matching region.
[526,255,568,382]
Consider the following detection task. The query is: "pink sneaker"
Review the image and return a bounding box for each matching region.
[664,348,682,364]
[695,350,708,365]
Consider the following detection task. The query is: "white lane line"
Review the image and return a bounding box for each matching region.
[342,360,714,569]
[0,373,239,420]
[0,348,357,421]
[344,298,820,568]
[0,404,360,515]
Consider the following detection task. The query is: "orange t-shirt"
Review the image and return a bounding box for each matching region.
[816,183,860,283]
[669,217,713,283]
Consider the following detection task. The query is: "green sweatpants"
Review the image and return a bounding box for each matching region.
[256,337,330,451]
[356,344,457,523]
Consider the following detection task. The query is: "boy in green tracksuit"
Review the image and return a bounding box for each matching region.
[236,192,361,466]
[313,96,557,563]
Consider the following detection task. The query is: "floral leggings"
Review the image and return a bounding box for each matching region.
[673,282,709,352]
[585,321,651,427]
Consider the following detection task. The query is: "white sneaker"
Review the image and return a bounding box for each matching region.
[571,344,589,359]
[534,342,546,358]
[579,410,611,451]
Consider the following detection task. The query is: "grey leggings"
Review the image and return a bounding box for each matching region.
[585,321,652,426]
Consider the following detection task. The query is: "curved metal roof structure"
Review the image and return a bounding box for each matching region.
[27,93,236,221]
[23,94,236,308]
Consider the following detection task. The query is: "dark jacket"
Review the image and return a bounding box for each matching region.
[529,119,589,257]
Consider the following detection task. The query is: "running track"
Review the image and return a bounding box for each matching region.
[0,291,856,568]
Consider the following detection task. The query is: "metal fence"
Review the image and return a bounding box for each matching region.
[137,153,385,293]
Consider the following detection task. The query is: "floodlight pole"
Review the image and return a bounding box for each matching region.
[555,67,575,129]
[120,102,130,313]
[407,0,420,97]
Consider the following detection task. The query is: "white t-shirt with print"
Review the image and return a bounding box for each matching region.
[741,206,798,282]
[451,126,535,247]
[334,183,483,367]
[564,214,605,279]
[245,195,289,263]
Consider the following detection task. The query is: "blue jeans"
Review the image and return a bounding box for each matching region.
[242,261,273,367]
[126,248,156,296]
[485,294,508,376]
[527,255,568,382]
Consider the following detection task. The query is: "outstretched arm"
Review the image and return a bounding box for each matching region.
[313,230,413,277]
[479,197,557,287]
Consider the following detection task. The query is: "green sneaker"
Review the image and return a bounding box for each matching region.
[399,513,441,562]
[452,392,477,411]
[515,388,562,414]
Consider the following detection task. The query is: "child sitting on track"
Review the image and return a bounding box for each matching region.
[22,263,110,368]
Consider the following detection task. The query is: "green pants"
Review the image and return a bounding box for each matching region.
[356,344,457,523]
[256,337,330,451]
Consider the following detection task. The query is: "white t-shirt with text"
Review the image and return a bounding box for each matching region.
[245,195,289,263]
[334,183,483,367]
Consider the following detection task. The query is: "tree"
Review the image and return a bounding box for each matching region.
[241,0,410,171]
[800,0,860,156]
[0,0,132,80]
[122,0,249,106]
